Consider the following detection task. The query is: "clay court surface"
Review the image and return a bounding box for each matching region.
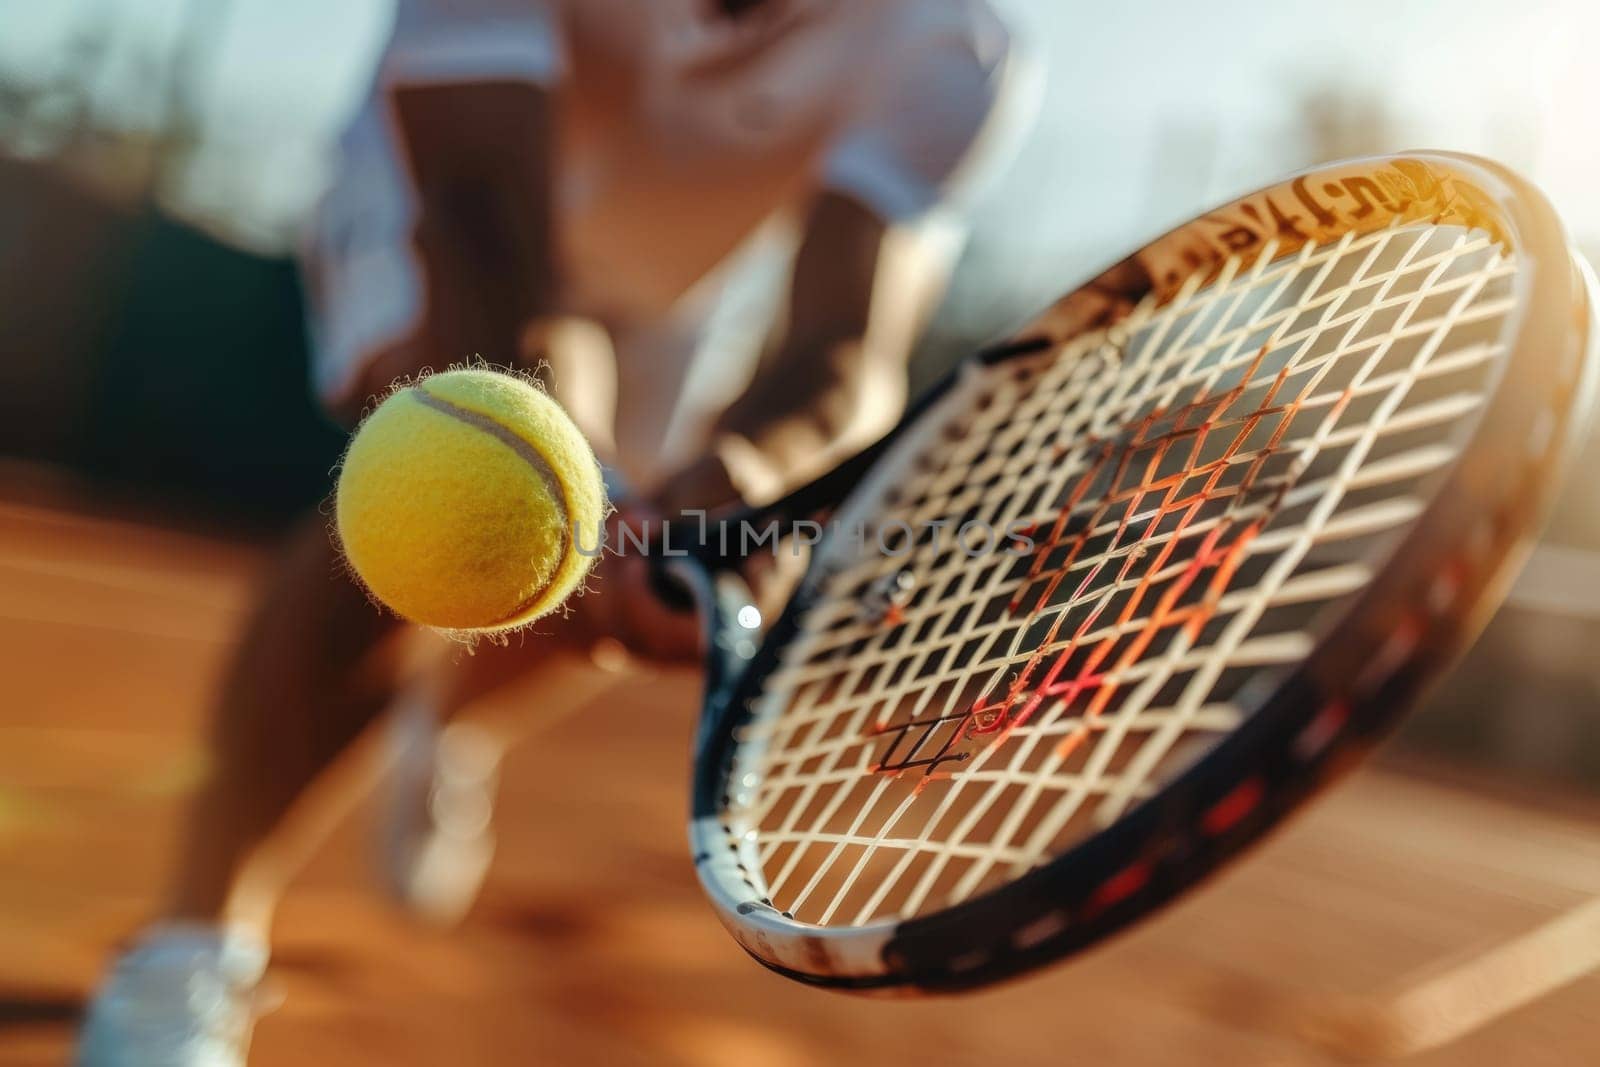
[2,476,1599,1066]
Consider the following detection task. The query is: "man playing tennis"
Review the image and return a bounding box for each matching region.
[76,0,1045,1062]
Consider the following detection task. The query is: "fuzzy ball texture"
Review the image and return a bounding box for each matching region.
[335,368,605,633]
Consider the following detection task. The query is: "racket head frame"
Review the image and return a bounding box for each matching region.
[679,152,1600,992]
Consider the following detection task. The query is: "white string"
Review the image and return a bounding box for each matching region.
[723,222,1517,926]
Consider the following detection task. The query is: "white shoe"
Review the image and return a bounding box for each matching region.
[379,697,502,925]
[76,925,269,1067]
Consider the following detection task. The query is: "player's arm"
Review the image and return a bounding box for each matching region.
[326,79,558,423]
[654,3,1021,512]
[397,79,560,357]
[307,0,567,424]
[656,190,917,512]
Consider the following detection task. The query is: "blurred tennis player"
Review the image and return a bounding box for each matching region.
[76,0,1044,1063]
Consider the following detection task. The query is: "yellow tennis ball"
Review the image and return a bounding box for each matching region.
[335,367,605,633]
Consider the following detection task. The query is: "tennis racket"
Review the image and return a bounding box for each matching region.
[662,152,1598,992]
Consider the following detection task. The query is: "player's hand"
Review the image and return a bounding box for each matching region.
[557,503,702,663]
[711,341,906,502]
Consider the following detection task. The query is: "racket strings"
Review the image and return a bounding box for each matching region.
[727,222,1515,926]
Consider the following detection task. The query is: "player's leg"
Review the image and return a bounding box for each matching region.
[79,469,640,1064]
[376,636,640,924]
[79,512,410,1067]
[173,514,413,928]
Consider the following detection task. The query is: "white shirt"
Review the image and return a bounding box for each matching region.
[307,0,1019,404]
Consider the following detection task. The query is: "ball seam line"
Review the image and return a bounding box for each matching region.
[409,385,574,627]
